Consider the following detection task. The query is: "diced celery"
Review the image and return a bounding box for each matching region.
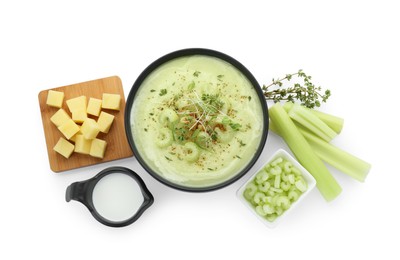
[274,174,281,188]
[280,181,291,191]
[288,103,337,142]
[288,190,300,201]
[283,161,292,173]
[275,206,284,216]
[245,182,257,197]
[255,171,269,184]
[271,194,280,205]
[255,205,266,216]
[295,179,308,192]
[291,167,301,176]
[281,171,288,182]
[288,174,295,184]
[262,204,275,214]
[254,192,266,204]
[301,129,371,182]
[271,157,283,166]
[258,181,270,192]
[243,189,254,201]
[270,187,283,193]
[269,166,282,175]
[283,102,344,134]
[276,196,291,210]
[263,196,272,204]
[266,213,278,222]
[269,103,342,201]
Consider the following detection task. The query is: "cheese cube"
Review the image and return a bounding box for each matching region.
[66,96,87,113]
[87,98,102,117]
[72,108,87,124]
[46,90,64,108]
[90,138,107,159]
[69,130,82,143]
[58,119,80,140]
[97,111,115,133]
[80,118,100,139]
[102,93,121,111]
[50,108,71,127]
[74,134,92,154]
[53,137,74,158]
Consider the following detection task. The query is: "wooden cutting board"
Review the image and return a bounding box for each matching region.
[38,76,133,172]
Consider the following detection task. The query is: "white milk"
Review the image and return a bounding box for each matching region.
[92,173,144,222]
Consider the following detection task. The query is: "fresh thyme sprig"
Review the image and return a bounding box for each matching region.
[263,69,331,109]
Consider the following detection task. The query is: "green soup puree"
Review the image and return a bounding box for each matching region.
[130,55,265,188]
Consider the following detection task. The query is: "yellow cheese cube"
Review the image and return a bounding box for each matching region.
[53,137,74,158]
[74,134,92,154]
[46,90,64,108]
[87,98,102,117]
[58,119,80,140]
[72,108,87,124]
[102,93,121,111]
[90,138,107,159]
[50,108,71,127]
[97,111,115,133]
[66,95,87,113]
[69,129,82,143]
[80,118,100,139]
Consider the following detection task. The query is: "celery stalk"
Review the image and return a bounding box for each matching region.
[310,109,344,134]
[268,120,280,134]
[283,102,344,134]
[287,103,337,142]
[300,130,371,182]
[269,103,342,201]
[270,120,371,182]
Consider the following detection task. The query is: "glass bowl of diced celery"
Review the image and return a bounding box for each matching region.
[237,149,316,228]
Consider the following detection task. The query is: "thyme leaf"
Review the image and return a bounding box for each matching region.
[159,89,167,96]
[263,69,331,109]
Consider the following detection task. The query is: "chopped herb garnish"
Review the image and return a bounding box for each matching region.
[222,117,230,125]
[248,96,252,101]
[238,139,246,147]
[144,128,148,132]
[193,71,201,77]
[149,113,154,116]
[165,156,172,161]
[207,167,215,171]
[217,74,224,80]
[222,117,242,131]
[159,89,167,96]
[150,89,156,92]
[230,123,242,131]
[235,155,242,159]
[173,93,183,101]
[187,81,195,90]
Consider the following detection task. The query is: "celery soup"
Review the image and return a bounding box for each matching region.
[128,52,267,190]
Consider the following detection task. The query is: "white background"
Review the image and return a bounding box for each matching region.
[1,0,399,259]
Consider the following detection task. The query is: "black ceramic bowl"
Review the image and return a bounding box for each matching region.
[125,48,268,192]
